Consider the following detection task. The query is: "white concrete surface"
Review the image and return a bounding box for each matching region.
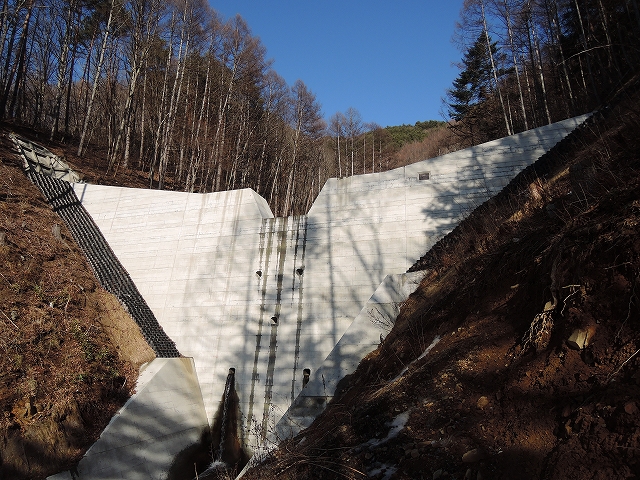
[70,115,588,451]
[275,271,425,441]
[48,358,209,480]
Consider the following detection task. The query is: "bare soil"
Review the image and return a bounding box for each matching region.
[241,85,640,479]
[0,126,155,479]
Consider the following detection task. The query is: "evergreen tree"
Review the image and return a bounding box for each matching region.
[445,31,497,122]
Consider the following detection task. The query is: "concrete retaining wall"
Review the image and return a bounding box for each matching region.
[275,271,425,441]
[48,358,209,480]
[70,115,588,450]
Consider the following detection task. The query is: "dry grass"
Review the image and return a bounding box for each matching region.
[0,128,154,479]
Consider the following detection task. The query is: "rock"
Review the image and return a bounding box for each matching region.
[567,325,596,350]
[411,449,420,458]
[624,401,638,415]
[462,448,486,463]
[465,468,473,480]
[564,423,572,436]
[52,223,63,241]
[476,396,489,409]
[433,469,444,479]
[561,404,571,418]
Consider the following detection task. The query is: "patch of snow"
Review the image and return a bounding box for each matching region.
[364,410,411,448]
[197,460,228,478]
[417,335,441,361]
[390,335,441,382]
[369,464,398,480]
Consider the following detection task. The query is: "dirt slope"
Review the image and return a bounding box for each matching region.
[0,127,155,479]
[241,87,640,478]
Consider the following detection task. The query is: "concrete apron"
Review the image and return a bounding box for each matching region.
[47,358,209,480]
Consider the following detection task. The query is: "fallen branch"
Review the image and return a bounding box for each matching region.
[607,347,640,384]
[0,309,18,329]
[615,273,639,342]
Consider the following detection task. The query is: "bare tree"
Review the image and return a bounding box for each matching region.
[109,0,163,169]
[77,0,116,156]
[0,0,34,119]
[344,107,362,176]
[328,111,346,178]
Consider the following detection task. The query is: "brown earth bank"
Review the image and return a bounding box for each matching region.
[0,130,155,479]
[240,85,640,479]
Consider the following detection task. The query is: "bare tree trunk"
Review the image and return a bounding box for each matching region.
[527,1,551,125]
[550,0,575,115]
[109,65,139,170]
[0,0,11,76]
[503,0,528,130]
[137,67,148,169]
[63,17,79,137]
[631,0,640,30]
[9,1,36,120]
[77,0,115,157]
[337,133,341,177]
[212,54,237,191]
[150,10,175,187]
[283,164,295,216]
[158,4,190,189]
[362,133,366,174]
[350,139,354,177]
[1,15,19,94]
[0,0,33,119]
[187,53,212,192]
[573,0,600,104]
[51,0,74,139]
[177,74,193,181]
[480,0,512,135]
[372,131,375,173]
[596,0,620,80]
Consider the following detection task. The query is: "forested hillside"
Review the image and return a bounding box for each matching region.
[0,0,442,216]
[444,0,640,146]
[2,0,636,218]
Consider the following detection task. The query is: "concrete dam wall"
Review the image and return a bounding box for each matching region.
[68,115,587,453]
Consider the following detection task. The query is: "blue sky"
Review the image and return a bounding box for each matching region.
[210,1,464,128]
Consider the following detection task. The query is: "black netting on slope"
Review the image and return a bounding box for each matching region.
[27,171,180,358]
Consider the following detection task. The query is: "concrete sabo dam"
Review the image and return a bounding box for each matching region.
[39,115,588,478]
